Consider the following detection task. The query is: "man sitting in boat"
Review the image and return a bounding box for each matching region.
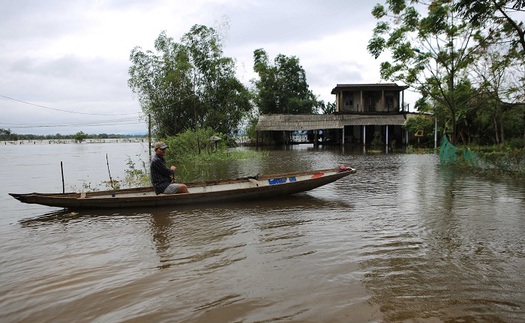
[150,142,189,195]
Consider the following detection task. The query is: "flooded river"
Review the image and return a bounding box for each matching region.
[1,142,524,322]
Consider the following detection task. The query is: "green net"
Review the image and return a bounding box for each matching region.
[439,135,480,167]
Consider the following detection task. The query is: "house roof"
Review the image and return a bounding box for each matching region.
[256,114,410,131]
[331,83,409,94]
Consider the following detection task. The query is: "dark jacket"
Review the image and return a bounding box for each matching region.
[150,154,174,194]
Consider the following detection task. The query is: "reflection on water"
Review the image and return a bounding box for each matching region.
[1,143,525,322]
[358,158,525,322]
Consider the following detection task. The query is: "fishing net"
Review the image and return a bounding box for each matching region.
[439,135,480,167]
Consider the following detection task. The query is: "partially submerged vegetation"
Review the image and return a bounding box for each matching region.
[440,136,525,176]
[404,115,525,175]
[163,127,266,182]
[474,147,525,175]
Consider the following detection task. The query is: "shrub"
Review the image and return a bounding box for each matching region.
[161,128,266,182]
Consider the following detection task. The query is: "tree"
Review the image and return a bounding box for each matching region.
[456,0,525,145]
[0,128,17,141]
[73,131,87,143]
[128,25,252,137]
[456,0,525,55]
[368,1,484,144]
[252,48,320,115]
[404,115,435,144]
[319,101,336,114]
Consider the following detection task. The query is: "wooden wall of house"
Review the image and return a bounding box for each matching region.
[340,92,360,113]
[336,89,402,113]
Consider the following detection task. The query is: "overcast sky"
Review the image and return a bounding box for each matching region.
[0,0,418,135]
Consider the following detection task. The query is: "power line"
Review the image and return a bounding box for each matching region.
[1,118,144,129]
[0,94,140,116]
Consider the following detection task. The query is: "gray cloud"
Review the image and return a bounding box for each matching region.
[4,55,131,102]
[1,2,86,42]
[212,0,376,46]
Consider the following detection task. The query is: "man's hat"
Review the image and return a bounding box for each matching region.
[154,141,169,150]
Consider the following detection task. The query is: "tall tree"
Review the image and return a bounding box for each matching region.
[128,25,252,138]
[368,0,483,143]
[456,0,525,145]
[252,49,320,115]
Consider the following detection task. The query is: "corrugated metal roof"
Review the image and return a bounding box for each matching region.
[331,83,409,94]
[256,114,408,131]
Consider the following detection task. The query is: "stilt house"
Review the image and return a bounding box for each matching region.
[256,83,416,147]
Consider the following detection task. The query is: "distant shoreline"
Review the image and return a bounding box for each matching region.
[1,138,148,145]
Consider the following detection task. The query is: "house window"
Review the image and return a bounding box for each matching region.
[343,94,354,111]
[386,96,394,111]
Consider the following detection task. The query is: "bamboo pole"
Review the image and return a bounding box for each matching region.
[106,153,115,189]
[60,161,65,194]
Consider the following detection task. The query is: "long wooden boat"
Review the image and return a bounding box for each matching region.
[10,166,356,209]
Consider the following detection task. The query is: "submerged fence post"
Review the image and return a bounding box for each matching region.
[60,161,65,194]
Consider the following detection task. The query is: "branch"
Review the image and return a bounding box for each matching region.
[494,0,525,52]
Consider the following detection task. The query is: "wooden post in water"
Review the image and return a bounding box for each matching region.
[60,161,65,194]
[106,154,115,189]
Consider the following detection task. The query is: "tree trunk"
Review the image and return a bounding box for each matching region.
[450,110,457,145]
[493,116,499,145]
[498,106,505,147]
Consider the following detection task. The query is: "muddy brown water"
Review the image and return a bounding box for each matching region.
[1,142,524,322]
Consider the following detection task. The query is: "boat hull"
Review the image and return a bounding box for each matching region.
[10,167,356,209]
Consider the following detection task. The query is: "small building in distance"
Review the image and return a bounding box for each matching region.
[256,83,417,148]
